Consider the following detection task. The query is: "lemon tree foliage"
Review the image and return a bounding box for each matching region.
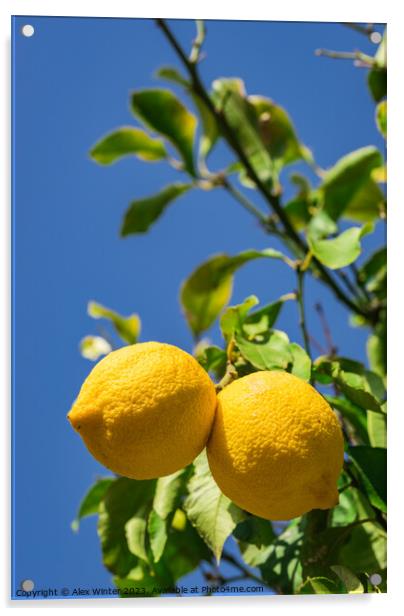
[75,21,387,596]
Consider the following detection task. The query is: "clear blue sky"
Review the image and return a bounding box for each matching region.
[12,16,385,599]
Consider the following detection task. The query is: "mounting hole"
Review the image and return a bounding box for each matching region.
[369,573,382,586]
[21,24,35,38]
[370,31,382,44]
[21,579,34,591]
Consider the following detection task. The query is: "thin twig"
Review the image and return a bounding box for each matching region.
[315,302,337,356]
[340,22,375,37]
[221,178,269,226]
[222,550,267,586]
[314,48,375,67]
[296,267,312,360]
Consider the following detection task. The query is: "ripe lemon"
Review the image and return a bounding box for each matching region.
[207,370,344,520]
[68,342,217,479]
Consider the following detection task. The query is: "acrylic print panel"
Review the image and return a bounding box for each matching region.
[12,15,387,600]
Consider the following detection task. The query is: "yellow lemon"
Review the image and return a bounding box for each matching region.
[68,342,217,479]
[207,370,344,520]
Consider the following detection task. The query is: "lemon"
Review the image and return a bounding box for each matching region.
[68,342,217,479]
[207,370,344,520]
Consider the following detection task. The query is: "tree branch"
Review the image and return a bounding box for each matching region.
[155,18,371,321]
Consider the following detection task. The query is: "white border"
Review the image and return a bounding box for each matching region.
[1,1,401,614]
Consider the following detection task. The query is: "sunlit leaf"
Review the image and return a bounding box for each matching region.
[289,343,311,381]
[308,223,373,270]
[325,395,369,444]
[367,410,387,448]
[220,295,259,341]
[131,89,197,176]
[181,249,290,337]
[368,30,387,102]
[376,100,387,138]
[147,509,167,562]
[72,477,115,530]
[121,183,191,236]
[90,127,166,165]
[184,451,244,562]
[79,335,112,361]
[126,507,149,563]
[155,66,190,88]
[88,301,141,344]
[195,344,227,379]
[236,329,291,370]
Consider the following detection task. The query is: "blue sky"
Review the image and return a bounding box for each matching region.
[12,16,385,599]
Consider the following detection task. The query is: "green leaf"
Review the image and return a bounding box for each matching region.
[325,395,369,444]
[90,127,167,165]
[249,95,311,170]
[220,295,259,341]
[259,521,303,593]
[368,30,387,102]
[343,178,385,223]
[79,335,112,361]
[155,66,190,88]
[233,517,275,567]
[98,478,156,577]
[121,183,191,236]
[338,521,386,573]
[181,249,290,337]
[298,576,341,594]
[242,297,289,338]
[320,146,383,220]
[88,301,141,344]
[153,468,190,520]
[289,342,311,381]
[126,507,149,563]
[236,329,291,371]
[367,319,387,379]
[147,509,167,563]
[338,371,383,413]
[376,100,387,138]
[184,451,244,562]
[195,344,227,379]
[131,89,197,176]
[348,446,387,513]
[72,477,115,530]
[308,223,373,270]
[307,210,338,240]
[330,565,364,593]
[211,78,275,185]
[367,410,387,448]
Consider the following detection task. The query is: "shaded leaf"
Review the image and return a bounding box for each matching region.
[220,295,259,342]
[348,446,387,513]
[325,395,369,444]
[184,451,244,562]
[88,301,141,344]
[338,370,383,413]
[90,127,166,165]
[234,517,275,567]
[195,344,227,379]
[121,183,191,236]
[330,565,364,593]
[131,89,197,176]
[308,223,373,270]
[259,521,303,593]
[155,66,190,88]
[153,468,190,520]
[320,146,383,220]
[249,95,311,170]
[98,478,155,577]
[212,78,275,185]
[80,335,112,361]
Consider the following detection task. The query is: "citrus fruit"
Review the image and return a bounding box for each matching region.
[68,342,217,479]
[207,370,344,520]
